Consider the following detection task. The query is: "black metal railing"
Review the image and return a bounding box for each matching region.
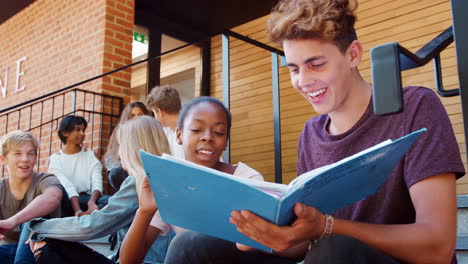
[221,30,285,183]
[0,39,210,180]
[370,0,466,116]
[371,26,458,115]
[0,89,123,178]
[370,0,467,161]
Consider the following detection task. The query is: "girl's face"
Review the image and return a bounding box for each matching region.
[177,102,228,168]
[130,107,145,119]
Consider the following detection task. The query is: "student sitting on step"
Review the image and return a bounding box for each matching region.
[119,97,264,264]
[48,115,109,217]
[0,130,62,264]
[29,116,174,264]
[163,1,465,264]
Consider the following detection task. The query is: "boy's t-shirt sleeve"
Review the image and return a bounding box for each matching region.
[36,173,63,194]
[403,87,465,188]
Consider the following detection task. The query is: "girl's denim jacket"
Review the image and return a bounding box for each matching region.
[29,176,174,263]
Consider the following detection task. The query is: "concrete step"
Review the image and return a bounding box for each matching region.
[77,196,468,263]
[457,195,468,263]
[82,235,116,259]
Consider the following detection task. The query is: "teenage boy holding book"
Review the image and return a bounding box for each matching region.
[0,130,62,263]
[164,0,464,263]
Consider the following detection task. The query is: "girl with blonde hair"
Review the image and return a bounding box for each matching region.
[117,115,170,189]
[30,115,170,264]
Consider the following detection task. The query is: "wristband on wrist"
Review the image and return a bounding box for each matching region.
[319,214,334,239]
[74,210,83,216]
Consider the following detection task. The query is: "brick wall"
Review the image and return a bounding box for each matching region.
[102,0,134,99]
[0,0,134,193]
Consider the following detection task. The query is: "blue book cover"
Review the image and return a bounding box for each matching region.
[140,128,426,252]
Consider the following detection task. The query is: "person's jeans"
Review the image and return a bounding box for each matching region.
[144,229,175,264]
[0,222,36,264]
[15,222,36,264]
[78,194,110,211]
[61,193,111,217]
[164,231,400,264]
[0,243,16,264]
[164,231,296,264]
[108,167,128,191]
[35,238,114,264]
[304,234,400,264]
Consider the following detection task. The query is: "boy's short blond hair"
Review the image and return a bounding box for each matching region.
[146,85,181,114]
[0,130,39,156]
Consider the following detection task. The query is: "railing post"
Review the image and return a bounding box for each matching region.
[72,90,76,113]
[451,0,468,163]
[222,33,230,163]
[272,53,282,183]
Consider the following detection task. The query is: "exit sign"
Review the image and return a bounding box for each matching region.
[134,32,146,43]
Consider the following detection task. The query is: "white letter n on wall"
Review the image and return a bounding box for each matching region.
[0,67,7,99]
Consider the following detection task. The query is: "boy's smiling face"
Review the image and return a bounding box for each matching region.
[0,141,37,180]
[284,38,360,116]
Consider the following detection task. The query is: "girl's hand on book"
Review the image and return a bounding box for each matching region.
[139,177,158,214]
[230,203,324,253]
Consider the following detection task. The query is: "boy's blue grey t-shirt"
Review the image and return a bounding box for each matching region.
[297,86,464,263]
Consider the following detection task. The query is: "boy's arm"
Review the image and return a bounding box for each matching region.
[70,196,81,215]
[0,187,62,239]
[87,151,103,212]
[332,173,456,263]
[85,190,102,213]
[90,150,103,193]
[231,173,457,264]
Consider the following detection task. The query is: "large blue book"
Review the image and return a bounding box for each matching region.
[140,128,426,252]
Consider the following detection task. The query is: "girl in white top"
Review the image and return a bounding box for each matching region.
[119,97,264,264]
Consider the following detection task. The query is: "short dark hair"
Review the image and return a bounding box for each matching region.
[58,115,88,144]
[177,97,232,139]
[146,85,182,114]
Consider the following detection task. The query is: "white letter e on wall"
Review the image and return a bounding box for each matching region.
[15,56,26,93]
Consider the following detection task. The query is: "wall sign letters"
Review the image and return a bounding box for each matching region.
[0,56,27,99]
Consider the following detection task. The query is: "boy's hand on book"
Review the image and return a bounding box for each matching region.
[230,203,324,252]
[139,177,158,214]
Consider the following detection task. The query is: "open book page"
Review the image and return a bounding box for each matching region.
[285,139,393,194]
[161,153,289,197]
